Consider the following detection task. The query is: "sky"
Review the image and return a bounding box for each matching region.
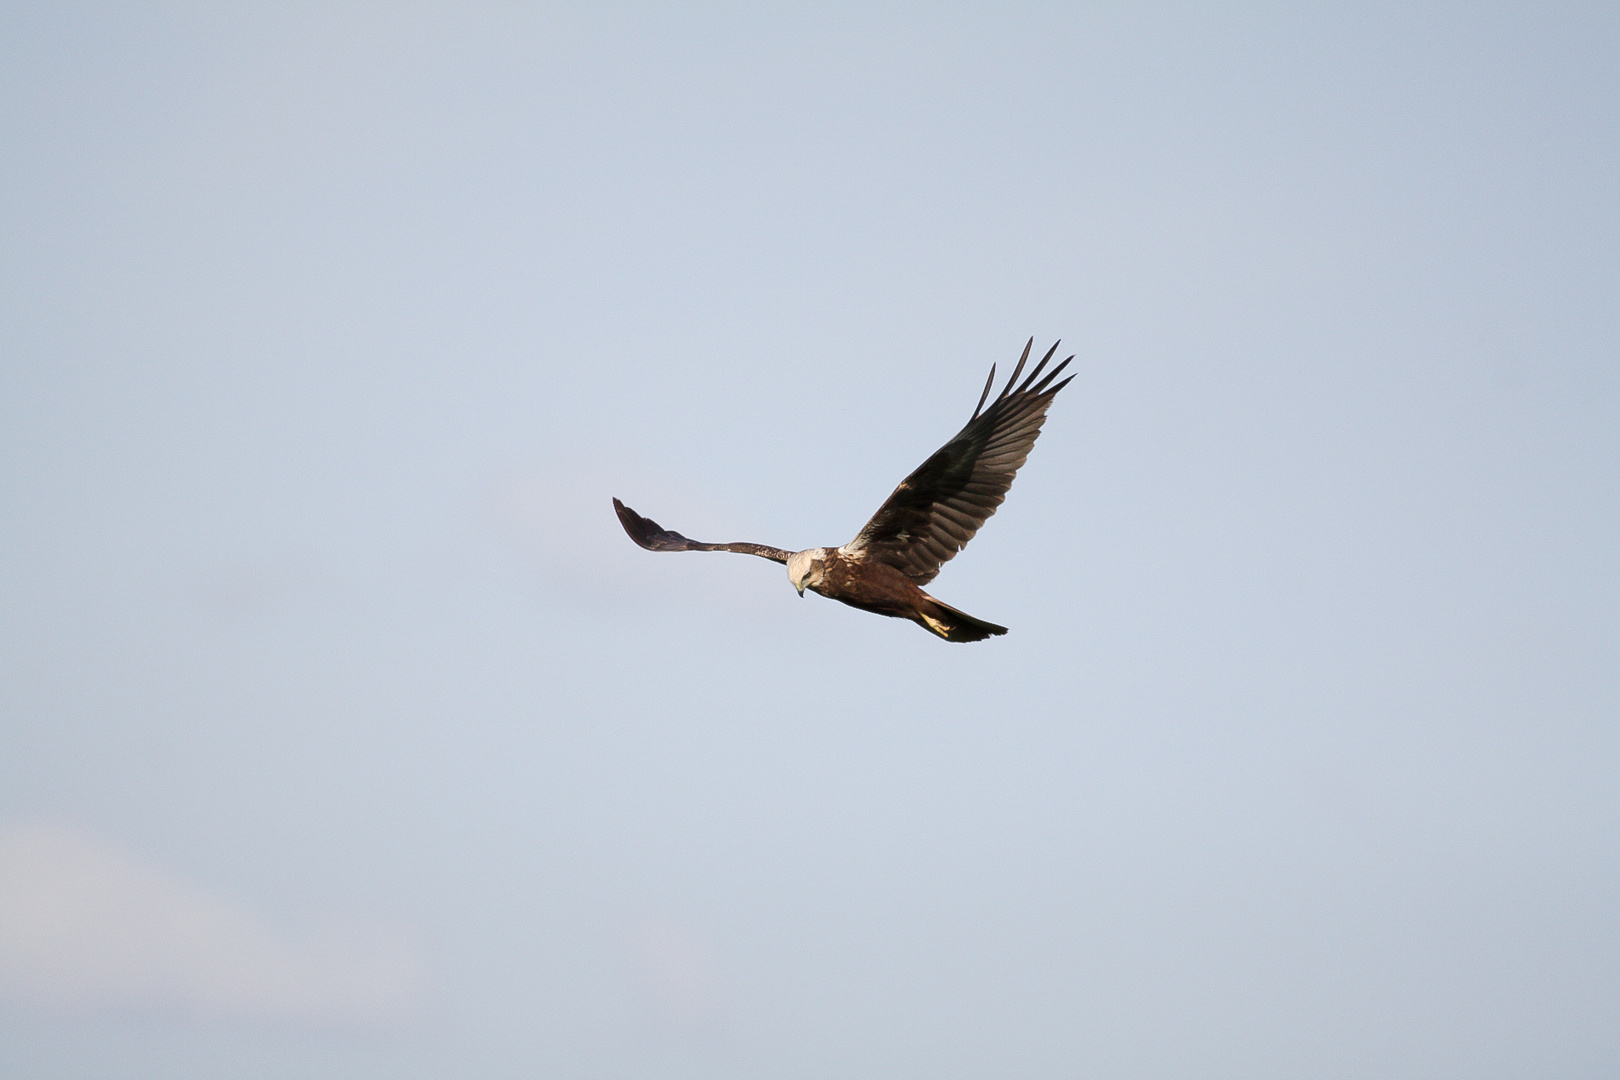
[1,4,1617,1078]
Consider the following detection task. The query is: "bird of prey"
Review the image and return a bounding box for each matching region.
[613,339,1074,642]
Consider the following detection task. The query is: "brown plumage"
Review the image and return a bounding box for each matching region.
[613,339,1074,641]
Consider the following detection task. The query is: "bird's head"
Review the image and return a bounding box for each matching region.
[785,549,828,597]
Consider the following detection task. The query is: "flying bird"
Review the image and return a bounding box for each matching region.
[613,338,1074,642]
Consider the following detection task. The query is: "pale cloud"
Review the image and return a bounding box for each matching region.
[0,820,426,1025]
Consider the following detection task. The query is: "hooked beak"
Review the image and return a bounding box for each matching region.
[796,586,805,598]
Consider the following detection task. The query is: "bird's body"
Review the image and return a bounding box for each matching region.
[789,545,1010,642]
[613,339,1074,642]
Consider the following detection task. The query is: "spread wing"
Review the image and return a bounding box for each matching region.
[613,497,793,564]
[844,339,1074,586]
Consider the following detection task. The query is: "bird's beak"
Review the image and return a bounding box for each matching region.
[796,586,805,598]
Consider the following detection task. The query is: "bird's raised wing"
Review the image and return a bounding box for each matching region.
[613,498,793,564]
[843,339,1073,586]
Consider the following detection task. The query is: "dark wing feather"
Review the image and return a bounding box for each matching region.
[846,339,1074,585]
[613,498,792,564]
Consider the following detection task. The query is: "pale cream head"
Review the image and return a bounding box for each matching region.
[785,548,830,596]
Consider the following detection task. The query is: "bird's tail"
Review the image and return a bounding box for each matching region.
[915,594,1008,643]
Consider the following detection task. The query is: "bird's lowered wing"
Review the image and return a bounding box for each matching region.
[844,339,1074,586]
[613,498,793,564]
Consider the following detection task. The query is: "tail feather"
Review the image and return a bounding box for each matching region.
[915,595,1008,643]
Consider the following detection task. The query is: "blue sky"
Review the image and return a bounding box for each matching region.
[2,5,1616,1077]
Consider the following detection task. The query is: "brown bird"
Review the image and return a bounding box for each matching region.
[613,339,1074,641]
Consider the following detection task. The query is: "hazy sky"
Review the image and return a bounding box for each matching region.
[2,4,1617,1078]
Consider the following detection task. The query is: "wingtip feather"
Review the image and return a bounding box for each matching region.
[973,364,997,418]
[1030,355,1075,396]
[997,339,1035,405]
[1015,341,1062,395]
